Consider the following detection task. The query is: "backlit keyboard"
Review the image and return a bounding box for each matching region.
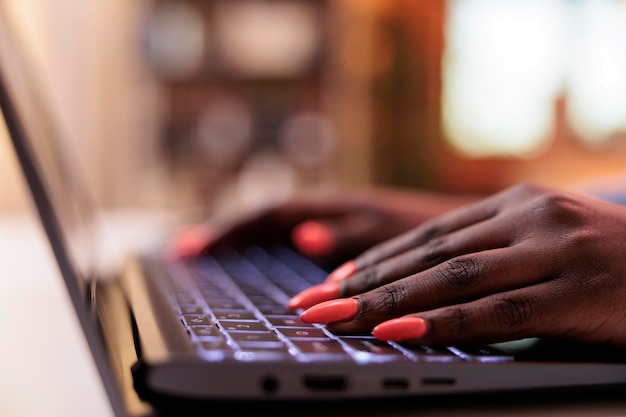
[165,246,513,364]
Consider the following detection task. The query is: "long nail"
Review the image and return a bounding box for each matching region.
[292,221,334,257]
[288,282,340,311]
[372,317,428,341]
[300,298,359,324]
[325,260,357,283]
[166,226,213,261]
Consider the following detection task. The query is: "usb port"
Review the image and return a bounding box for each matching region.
[421,377,456,386]
[303,375,347,391]
[382,378,409,390]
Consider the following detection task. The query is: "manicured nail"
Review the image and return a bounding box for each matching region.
[325,260,357,283]
[292,221,334,257]
[300,298,359,324]
[372,317,428,341]
[288,282,340,311]
[167,226,213,261]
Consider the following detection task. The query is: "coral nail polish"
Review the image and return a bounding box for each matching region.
[300,298,359,324]
[292,221,334,257]
[325,260,357,283]
[372,317,428,341]
[288,282,340,311]
[166,226,213,261]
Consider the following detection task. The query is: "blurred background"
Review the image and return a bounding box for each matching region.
[3,0,626,219]
[4,3,626,416]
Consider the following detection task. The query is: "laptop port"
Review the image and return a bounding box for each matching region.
[303,375,347,391]
[261,376,279,393]
[382,378,409,390]
[421,377,456,386]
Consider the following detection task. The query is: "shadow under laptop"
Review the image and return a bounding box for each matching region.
[147,384,626,417]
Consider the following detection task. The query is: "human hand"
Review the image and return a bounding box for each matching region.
[291,183,626,348]
[167,187,477,266]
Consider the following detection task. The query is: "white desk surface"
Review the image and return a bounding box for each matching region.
[0,210,174,417]
[0,214,113,417]
[2,212,626,417]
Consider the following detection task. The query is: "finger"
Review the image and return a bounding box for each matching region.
[372,280,569,346]
[292,209,408,260]
[339,215,515,296]
[349,194,503,274]
[204,198,360,251]
[291,221,335,258]
[307,242,551,333]
[293,214,516,310]
[293,215,514,310]
[165,223,216,261]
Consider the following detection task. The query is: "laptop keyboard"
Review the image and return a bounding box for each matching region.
[165,246,513,364]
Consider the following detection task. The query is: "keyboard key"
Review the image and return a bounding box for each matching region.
[175,294,196,304]
[198,339,232,361]
[214,311,256,320]
[199,339,230,350]
[341,338,409,362]
[399,344,461,362]
[200,290,233,298]
[266,316,314,328]
[247,295,281,305]
[183,315,213,326]
[293,340,348,357]
[256,305,293,315]
[229,332,282,343]
[279,328,328,339]
[218,320,269,332]
[205,300,246,310]
[190,325,220,337]
[448,346,514,362]
[179,305,204,315]
[234,349,291,362]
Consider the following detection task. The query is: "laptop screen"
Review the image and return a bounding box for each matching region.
[0,7,99,296]
[0,6,129,416]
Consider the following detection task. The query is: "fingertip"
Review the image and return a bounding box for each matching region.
[287,282,340,311]
[166,225,214,261]
[291,221,335,257]
[300,298,359,324]
[372,316,428,341]
[326,260,357,283]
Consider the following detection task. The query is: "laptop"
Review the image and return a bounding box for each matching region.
[2,5,626,417]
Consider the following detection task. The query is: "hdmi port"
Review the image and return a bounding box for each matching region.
[382,378,409,390]
[303,375,347,391]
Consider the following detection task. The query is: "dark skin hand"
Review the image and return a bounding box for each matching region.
[296,183,626,348]
[184,187,477,266]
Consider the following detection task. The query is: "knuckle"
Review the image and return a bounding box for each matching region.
[366,283,411,317]
[508,181,546,198]
[359,267,380,287]
[439,307,471,340]
[420,237,450,267]
[492,295,532,330]
[524,191,583,223]
[436,256,481,291]
[410,223,441,246]
[343,267,382,296]
[531,192,568,212]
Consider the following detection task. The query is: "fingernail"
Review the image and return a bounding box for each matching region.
[167,226,213,261]
[292,221,334,257]
[288,282,340,311]
[300,298,359,324]
[326,260,357,283]
[373,317,428,341]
